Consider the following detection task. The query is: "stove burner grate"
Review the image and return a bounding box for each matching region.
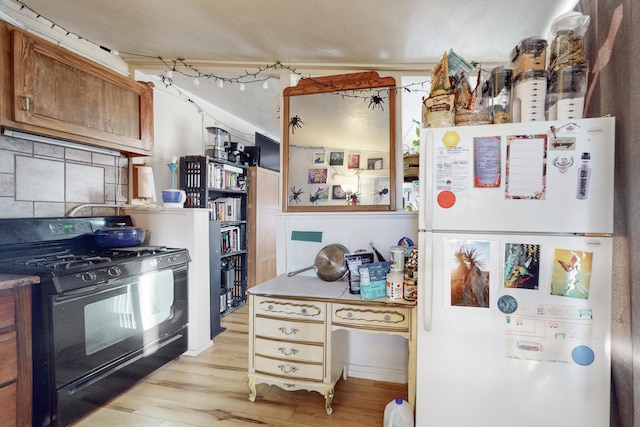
[104,246,169,258]
[16,251,113,271]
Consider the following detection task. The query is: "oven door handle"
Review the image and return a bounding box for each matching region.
[55,285,100,301]
[55,279,132,301]
[65,331,185,396]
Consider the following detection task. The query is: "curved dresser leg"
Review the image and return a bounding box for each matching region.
[325,388,334,415]
[248,377,257,402]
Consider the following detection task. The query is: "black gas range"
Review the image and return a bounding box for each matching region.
[0,216,189,289]
[0,216,190,426]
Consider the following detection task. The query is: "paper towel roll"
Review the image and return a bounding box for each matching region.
[135,165,156,201]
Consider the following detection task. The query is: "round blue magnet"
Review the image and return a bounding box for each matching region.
[497,295,518,314]
[572,345,595,366]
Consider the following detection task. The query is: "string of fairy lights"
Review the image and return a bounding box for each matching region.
[11,0,435,137]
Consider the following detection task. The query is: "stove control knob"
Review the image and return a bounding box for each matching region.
[80,272,97,282]
[150,258,159,267]
[168,255,178,263]
[108,266,122,277]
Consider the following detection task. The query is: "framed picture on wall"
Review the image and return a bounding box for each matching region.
[367,158,383,170]
[313,151,326,164]
[332,185,346,199]
[309,186,329,203]
[348,154,360,169]
[308,168,328,184]
[329,151,344,166]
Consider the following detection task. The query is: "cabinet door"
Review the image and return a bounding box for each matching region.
[0,383,17,427]
[9,26,153,155]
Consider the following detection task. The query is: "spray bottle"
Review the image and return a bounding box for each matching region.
[386,246,404,300]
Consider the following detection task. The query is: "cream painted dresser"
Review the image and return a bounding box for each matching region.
[247,275,416,415]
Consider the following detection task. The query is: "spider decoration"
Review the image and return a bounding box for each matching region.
[345,190,360,206]
[368,95,384,110]
[373,186,389,204]
[309,187,326,204]
[288,186,304,204]
[289,115,305,134]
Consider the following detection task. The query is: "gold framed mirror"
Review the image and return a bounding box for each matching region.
[282,71,396,212]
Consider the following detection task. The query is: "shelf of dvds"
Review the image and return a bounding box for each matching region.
[180,155,248,319]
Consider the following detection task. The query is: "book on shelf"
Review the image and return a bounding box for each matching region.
[209,197,242,221]
[220,225,242,253]
[207,162,245,190]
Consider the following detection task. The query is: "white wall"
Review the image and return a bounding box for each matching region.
[144,85,204,196]
[132,71,268,201]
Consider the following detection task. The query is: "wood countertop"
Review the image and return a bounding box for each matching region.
[248,274,415,307]
[0,274,40,291]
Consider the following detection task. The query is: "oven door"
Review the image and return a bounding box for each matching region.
[51,263,188,388]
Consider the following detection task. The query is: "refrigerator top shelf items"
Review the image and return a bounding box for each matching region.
[419,117,615,235]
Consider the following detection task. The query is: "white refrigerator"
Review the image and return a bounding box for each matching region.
[416,117,615,427]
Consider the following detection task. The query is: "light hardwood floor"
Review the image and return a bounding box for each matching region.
[71,305,408,426]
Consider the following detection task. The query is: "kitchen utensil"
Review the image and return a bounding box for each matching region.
[287,243,349,281]
[94,223,146,247]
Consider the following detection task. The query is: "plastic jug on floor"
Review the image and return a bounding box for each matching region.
[383,397,413,427]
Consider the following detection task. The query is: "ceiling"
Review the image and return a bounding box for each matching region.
[0,0,578,143]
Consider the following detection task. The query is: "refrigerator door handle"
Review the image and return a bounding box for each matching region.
[424,276,433,331]
[419,231,433,331]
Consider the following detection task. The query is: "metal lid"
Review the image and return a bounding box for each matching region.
[512,69,547,84]
[510,37,548,63]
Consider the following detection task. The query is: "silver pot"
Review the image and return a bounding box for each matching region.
[287,244,349,281]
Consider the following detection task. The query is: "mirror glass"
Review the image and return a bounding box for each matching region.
[282,71,396,212]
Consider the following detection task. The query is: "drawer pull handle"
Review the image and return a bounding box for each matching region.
[284,383,296,388]
[384,315,391,321]
[279,346,300,356]
[278,364,299,374]
[347,312,353,318]
[279,326,300,336]
[268,304,274,310]
[301,308,307,314]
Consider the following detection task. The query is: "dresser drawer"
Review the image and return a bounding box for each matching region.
[0,295,15,330]
[0,331,17,385]
[255,317,325,343]
[255,337,324,363]
[332,304,410,331]
[254,296,325,321]
[254,355,323,381]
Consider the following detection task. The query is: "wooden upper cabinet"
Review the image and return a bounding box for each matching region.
[1,23,153,156]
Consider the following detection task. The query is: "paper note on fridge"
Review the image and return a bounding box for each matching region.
[505,134,547,199]
[504,302,594,365]
[434,144,471,196]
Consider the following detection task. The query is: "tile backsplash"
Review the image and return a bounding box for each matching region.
[0,134,129,218]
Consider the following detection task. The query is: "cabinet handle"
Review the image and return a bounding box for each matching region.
[284,383,296,389]
[301,308,307,314]
[384,315,391,321]
[278,364,299,374]
[278,326,299,336]
[279,346,300,356]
